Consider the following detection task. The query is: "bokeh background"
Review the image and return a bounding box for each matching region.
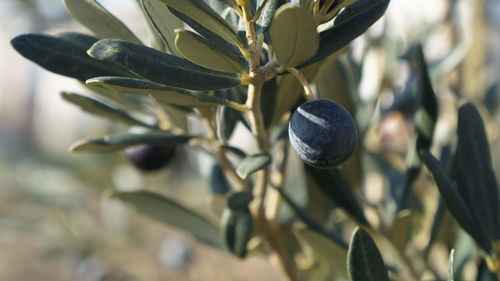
[1,0,500,280]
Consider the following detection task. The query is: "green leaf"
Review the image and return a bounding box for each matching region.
[168,8,246,65]
[422,150,492,253]
[11,34,132,81]
[236,153,272,179]
[347,228,390,281]
[261,77,278,128]
[61,92,154,128]
[448,249,455,281]
[63,0,141,44]
[221,194,253,258]
[138,0,184,55]
[87,76,232,107]
[399,45,439,209]
[175,29,244,73]
[88,39,242,90]
[107,190,222,248]
[256,0,278,34]
[305,166,369,227]
[159,0,244,49]
[455,103,498,245]
[269,3,319,67]
[301,0,390,67]
[70,132,196,152]
[209,164,232,195]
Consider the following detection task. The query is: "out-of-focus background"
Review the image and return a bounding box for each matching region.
[1,0,500,280]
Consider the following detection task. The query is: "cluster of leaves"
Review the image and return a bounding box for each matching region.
[10,0,500,280]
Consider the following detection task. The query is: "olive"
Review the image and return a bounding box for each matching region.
[288,99,357,168]
[125,144,176,172]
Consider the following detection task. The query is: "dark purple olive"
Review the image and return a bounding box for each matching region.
[289,99,357,169]
[125,144,176,172]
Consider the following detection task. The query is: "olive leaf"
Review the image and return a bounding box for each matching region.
[305,166,369,227]
[221,191,254,258]
[70,132,197,152]
[422,150,493,253]
[448,249,455,281]
[301,0,390,67]
[138,0,183,55]
[175,29,245,73]
[236,153,272,179]
[269,3,319,67]
[107,190,222,248]
[61,92,154,128]
[210,164,232,195]
[159,0,244,49]
[63,0,141,44]
[398,45,438,210]
[88,39,242,90]
[87,76,233,107]
[347,228,390,281]
[256,0,279,34]
[11,34,133,81]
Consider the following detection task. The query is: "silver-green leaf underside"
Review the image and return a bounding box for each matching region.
[347,228,390,281]
[107,190,222,248]
[88,39,241,90]
[61,92,154,128]
[63,0,142,44]
[87,76,232,107]
[70,132,196,152]
[175,29,244,73]
[138,0,183,55]
[159,0,244,49]
[269,3,319,67]
[236,153,272,179]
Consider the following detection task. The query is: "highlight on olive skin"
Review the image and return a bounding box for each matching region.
[288,99,358,169]
[125,144,176,172]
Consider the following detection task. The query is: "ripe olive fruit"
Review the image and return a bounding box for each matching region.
[125,144,176,172]
[288,99,358,169]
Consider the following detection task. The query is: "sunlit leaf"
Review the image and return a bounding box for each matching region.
[87,76,232,107]
[269,3,319,67]
[88,39,241,90]
[160,0,244,48]
[63,0,141,43]
[138,0,183,55]
[175,29,245,73]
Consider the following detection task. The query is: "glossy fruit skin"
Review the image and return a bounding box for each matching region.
[289,99,358,169]
[125,144,176,172]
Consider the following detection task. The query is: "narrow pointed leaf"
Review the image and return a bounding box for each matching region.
[159,0,244,48]
[455,103,498,244]
[399,45,439,209]
[168,8,246,65]
[306,166,369,226]
[301,0,390,67]
[11,34,133,81]
[422,150,492,253]
[236,153,272,179]
[63,0,141,43]
[138,0,183,55]
[88,39,241,90]
[269,3,319,67]
[87,76,232,107]
[221,192,254,258]
[347,228,390,281]
[107,190,222,248]
[210,164,232,195]
[175,30,244,73]
[256,0,279,34]
[70,132,196,152]
[61,92,154,128]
